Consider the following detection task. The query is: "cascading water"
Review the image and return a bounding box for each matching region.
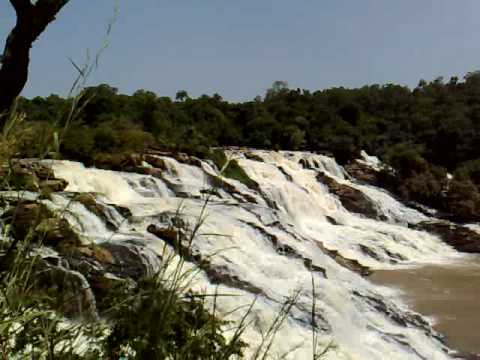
[50,149,465,359]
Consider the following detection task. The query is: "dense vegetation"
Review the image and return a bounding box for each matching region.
[13,73,480,221]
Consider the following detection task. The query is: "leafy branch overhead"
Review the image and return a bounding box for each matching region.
[0,0,71,119]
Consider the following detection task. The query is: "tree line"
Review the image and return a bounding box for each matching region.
[12,73,480,222]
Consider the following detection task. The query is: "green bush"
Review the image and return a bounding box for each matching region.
[207,149,259,190]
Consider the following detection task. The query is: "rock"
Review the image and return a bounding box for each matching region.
[140,167,165,178]
[345,160,380,186]
[0,167,39,191]
[173,153,202,167]
[144,154,168,170]
[74,193,118,230]
[147,225,178,244]
[325,216,339,225]
[97,242,162,280]
[93,153,145,171]
[2,200,81,248]
[0,160,68,192]
[36,217,82,248]
[416,221,480,253]
[316,240,372,276]
[35,258,98,322]
[352,290,432,331]
[299,158,313,170]
[39,179,68,192]
[244,152,264,162]
[358,244,382,261]
[278,166,293,182]
[457,353,480,360]
[65,241,162,311]
[201,263,265,296]
[147,224,193,259]
[316,172,380,220]
[112,205,132,219]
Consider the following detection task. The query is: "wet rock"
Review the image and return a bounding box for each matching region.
[278,166,293,182]
[416,221,480,253]
[456,353,480,360]
[147,224,193,259]
[39,178,68,193]
[345,160,380,186]
[93,153,144,171]
[62,241,161,312]
[316,172,380,220]
[36,217,82,248]
[303,258,327,278]
[1,160,68,192]
[35,258,98,322]
[299,158,313,170]
[208,174,258,204]
[173,153,203,167]
[112,204,132,219]
[352,290,435,335]
[146,150,202,167]
[97,241,162,280]
[359,244,381,261]
[139,167,165,178]
[147,225,178,244]
[325,216,339,225]
[202,263,265,296]
[1,201,81,248]
[74,193,118,230]
[316,240,372,276]
[243,221,328,277]
[144,154,168,170]
[244,152,264,162]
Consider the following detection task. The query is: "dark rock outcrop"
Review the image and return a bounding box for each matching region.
[244,152,264,162]
[316,240,372,276]
[2,200,81,248]
[345,160,380,186]
[144,154,168,170]
[316,172,380,220]
[416,221,480,253]
[0,159,68,193]
[35,258,98,322]
[146,150,202,167]
[74,193,119,231]
[64,241,162,312]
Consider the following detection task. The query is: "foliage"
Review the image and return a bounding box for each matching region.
[207,149,258,190]
[102,279,246,360]
[12,72,480,218]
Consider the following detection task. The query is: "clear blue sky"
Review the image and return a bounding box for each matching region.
[1,0,479,101]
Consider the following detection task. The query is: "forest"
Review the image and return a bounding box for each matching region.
[13,72,480,223]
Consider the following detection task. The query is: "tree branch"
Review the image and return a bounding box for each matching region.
[0,0,70,121]
[9,0,32,15]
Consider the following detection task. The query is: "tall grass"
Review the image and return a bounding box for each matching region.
[0,4,329,359]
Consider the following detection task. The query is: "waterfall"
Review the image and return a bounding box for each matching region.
[49,150,463,359]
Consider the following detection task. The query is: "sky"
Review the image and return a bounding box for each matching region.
[1,0,479,101]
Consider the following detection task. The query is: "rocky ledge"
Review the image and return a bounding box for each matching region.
[316,171,381,220]
[416,221,480,253]
[0,159,68,193]
[344,159,381,186]
[0,167,162,320]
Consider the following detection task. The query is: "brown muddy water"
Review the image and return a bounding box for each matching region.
[371,255,480,354]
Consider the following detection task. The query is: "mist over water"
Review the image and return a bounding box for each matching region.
[50,149,469,359]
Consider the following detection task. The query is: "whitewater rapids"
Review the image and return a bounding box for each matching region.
[50,149,464,359]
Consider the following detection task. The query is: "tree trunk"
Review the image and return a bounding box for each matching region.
[0,0,70,123]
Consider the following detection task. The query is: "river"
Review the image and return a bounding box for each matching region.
[371,255,480,354]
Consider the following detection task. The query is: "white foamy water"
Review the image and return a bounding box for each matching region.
[49,150,464,359]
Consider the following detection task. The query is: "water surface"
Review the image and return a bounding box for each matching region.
[372,256,480,354]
